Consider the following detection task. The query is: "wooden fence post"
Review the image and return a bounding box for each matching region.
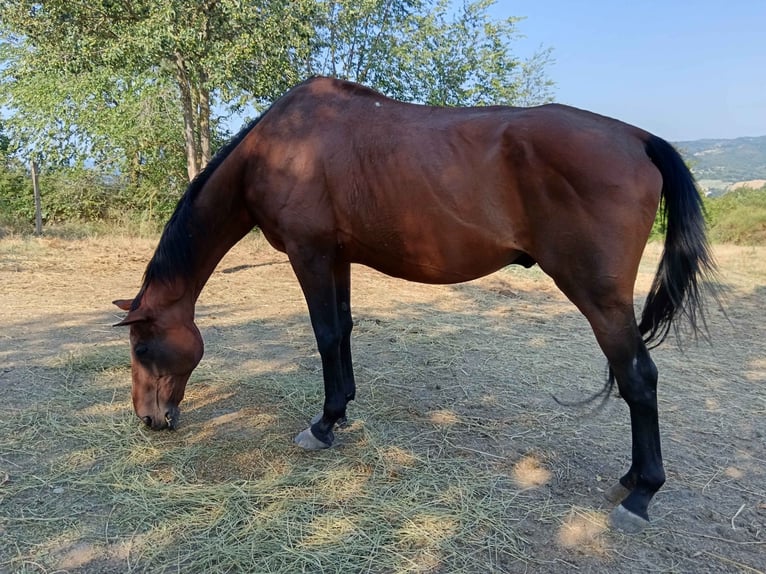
[31,159,42,236]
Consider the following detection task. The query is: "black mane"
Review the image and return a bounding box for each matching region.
[134,113,267,306]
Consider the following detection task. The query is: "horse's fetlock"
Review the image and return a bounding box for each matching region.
[642,467,666,491]
[321,392,349,421]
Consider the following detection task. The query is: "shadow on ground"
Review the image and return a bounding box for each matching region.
[1,254,764,573]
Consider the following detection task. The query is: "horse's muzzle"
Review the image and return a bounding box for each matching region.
[140,406,180,430]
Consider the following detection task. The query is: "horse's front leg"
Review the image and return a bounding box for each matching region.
[309,260,355,429]
[288,248,350,449]
[335,259,355,420]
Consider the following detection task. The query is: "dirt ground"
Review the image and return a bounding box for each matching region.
[0,232,764,573]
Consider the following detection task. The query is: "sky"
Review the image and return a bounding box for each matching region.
[489,0,766,141]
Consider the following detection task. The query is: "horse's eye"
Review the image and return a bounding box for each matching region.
[134,344,149,357]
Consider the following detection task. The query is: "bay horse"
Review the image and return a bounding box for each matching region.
[114,76,715,532]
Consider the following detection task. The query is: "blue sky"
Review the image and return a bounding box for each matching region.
[490,0,766,141]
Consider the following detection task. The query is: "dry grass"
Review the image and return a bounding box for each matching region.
[0,354,550,573]
[1,234,765,573]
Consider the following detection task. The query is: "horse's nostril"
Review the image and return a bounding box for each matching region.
[142,416,152,427]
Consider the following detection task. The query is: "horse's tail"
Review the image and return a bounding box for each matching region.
[639,134,717,348]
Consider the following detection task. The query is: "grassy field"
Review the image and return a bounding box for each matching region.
[0,232,764,573]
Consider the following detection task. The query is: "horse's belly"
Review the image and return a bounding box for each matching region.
[347,231,523,284]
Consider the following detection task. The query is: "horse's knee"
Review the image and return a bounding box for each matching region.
[314,326,342,356]
[338,307,353,340]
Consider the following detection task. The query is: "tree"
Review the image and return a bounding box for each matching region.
[0,0,315,181]
[306,0,554,106]
[0,120,27,223]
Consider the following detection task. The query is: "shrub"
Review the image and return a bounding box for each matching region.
[705,187,766,245]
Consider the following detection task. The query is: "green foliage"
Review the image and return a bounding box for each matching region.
[0,165,116,223]
[0,121,28,225]
[0,174,28,233]
[704,187,766,245]
[1,118,134,227]
[0,0,316,182]
[649,187,766,245]
[395,0,554,106]
[306,0,554,106]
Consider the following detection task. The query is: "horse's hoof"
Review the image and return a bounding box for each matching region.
[609,504,650,534]
[294,427,333,450]
[604,482,632,504]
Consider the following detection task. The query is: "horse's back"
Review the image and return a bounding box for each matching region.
[248,78,663,284]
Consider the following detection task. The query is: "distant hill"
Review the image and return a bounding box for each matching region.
[673,135,766,195]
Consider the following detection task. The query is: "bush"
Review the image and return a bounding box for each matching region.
[0,162,183,229]
[647,186,766,246]
[705,187,766,245]
[0,164,112,223]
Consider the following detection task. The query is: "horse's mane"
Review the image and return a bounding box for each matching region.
[133,112,268,307]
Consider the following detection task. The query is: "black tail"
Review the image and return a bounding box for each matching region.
[640,135,717,348]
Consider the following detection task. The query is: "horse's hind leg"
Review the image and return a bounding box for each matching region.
[554,276,665,532]
[603,332,664,533]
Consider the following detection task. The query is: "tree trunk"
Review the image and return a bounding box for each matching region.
[197,70,211,170]
[31,159,42,236]
[174,51,201,181]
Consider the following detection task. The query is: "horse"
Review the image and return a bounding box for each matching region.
[114,76,715,533]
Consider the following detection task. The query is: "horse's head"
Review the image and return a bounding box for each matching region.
[113,298,203,430]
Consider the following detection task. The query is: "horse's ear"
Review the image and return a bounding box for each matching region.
[113,299,149,327]
[113,299,134,311]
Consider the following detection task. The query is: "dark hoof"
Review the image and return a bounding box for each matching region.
[294,427,333,450]
[609,504,650,534]
[604,482,632,505]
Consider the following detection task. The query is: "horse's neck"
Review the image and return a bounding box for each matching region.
[144,168,256,314]
[184,175,255,302]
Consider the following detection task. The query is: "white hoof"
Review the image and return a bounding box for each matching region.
[609,504,649,534]
[604,482,632,504]
[294,427,332,450]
